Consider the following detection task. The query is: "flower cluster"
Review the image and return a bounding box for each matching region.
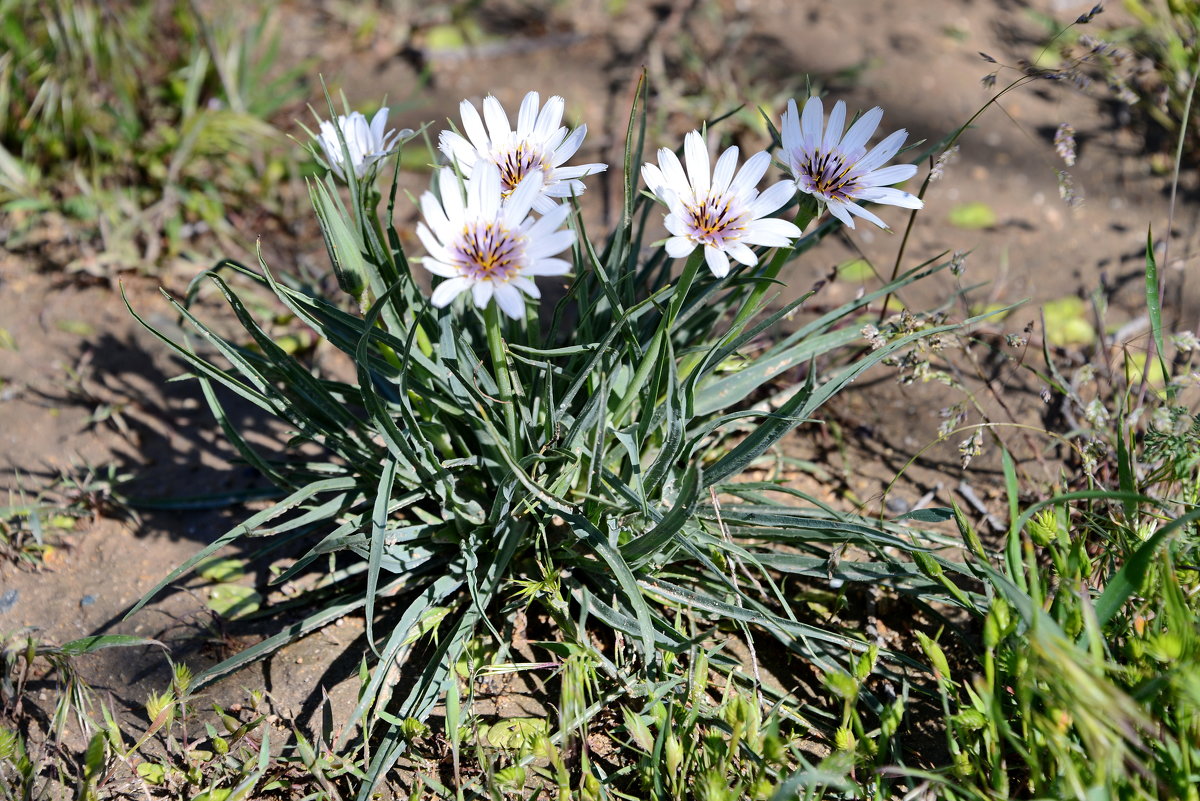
[313,91,923,316]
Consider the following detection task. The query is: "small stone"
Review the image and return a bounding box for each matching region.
[0,589,17,614]
[80,594,97,607]
[885,497,910,515]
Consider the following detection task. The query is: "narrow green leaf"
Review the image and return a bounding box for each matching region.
[624,465,702,564]
[1095,507,1200,625]
[702,370,814,488]
[569,513,657,668]
[1144,227,1172,401]
[125,477,357,618]
[365,458,398,655]
[1001,448,1027,593]
[58,635,163,656]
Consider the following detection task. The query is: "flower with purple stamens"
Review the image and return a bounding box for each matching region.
[417,160,574,319]
[641,130,802,278]
[781,96,923,230]
[316,107,412,181]
[439,91,607,214]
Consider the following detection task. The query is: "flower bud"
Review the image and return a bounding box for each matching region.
[664,731,683,776]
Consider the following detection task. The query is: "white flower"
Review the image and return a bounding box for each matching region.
[640,131,802,278]
[317,107,411,181]
[780,96,923,230]
[439,91,607,213]
[417,160,574,319]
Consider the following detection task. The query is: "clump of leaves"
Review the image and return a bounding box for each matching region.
[122,73,980,800]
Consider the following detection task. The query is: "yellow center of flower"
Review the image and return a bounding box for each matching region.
[686,194,745,246]
[453,221,525,281]
[495,141,549,196]
[797,149,861,202]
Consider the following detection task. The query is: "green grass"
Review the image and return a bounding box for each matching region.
[0,0,306,272]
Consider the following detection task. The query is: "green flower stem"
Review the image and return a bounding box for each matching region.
[484,303,521,456]
[612,332,663,426]
[612,249,704,425]
[726,197,818,335]
[663,248,705,333]
[678,198,817,381]
[364,194,435,358]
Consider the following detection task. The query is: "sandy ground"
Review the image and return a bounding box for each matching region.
[1,0,1195,774]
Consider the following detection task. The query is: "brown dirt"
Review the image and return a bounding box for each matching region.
[1,0,1196,790]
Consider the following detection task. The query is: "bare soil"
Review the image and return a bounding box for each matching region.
[1,0,1196,786]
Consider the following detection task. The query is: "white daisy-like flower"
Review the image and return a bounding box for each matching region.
[640,130,802,278]
[439,91,607,213]
[417,159,574,319]
[781,96,923,230]
[317,107,412,181]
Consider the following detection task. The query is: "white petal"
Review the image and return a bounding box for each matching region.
[416,222,453,265]
[729,150,771,196]
[493,283,526,319]
[552,163,606,180]
[822,100,847,154]
[440,130,480,168]
[844,202,888,229]
[472,280,494,308]
[825,199,856,229]
[780,99,801,155]
[438,168,466,222]
[459,99,490,151]
[859,163,918,189]
[535,96,565,139]
[711,146,739,195]
[482,96,511,143]
[800,95,824,152]
[726,241,758,266]
[543,178,587,199]
[370,107,390,144]
[419,191,452,240]
[516,91,540,138]
[532,194,560,214]
[856,132,911,176]
[470,161,502,219]
[704,246,731,278]
[526,257,571,276]
[856,186,923,209]
[431,276,472,307]
[511,276,540,298]
[663,213,689,237]
[642,163,667,197]
[684,131,710,195]
[840,107,885,157]
[421,256,460,278]
[665,236,695,259]
[553,125,586,164]
[742,217,802,245]
[745,180,795,218]
[526,204,571,239]
[544,127,568,153]
[504,172,543,227]
[527,229,575,259]
[657,148,690,198]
